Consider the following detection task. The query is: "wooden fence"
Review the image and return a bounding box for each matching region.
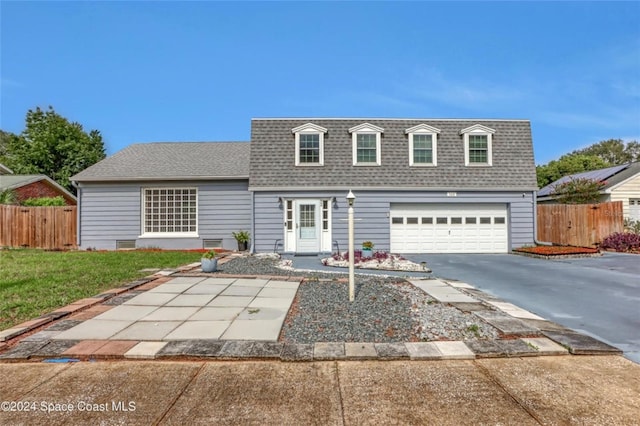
[537,201,623,247]
[0,205,77,249]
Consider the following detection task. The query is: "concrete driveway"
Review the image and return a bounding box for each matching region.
[407,252,640,363]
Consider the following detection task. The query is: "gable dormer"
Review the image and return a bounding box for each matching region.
[405,124,441,166]
[291,123,328,166]
[460,124,496,166]
[348,123,384,166]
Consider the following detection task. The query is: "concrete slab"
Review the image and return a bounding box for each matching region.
[147,283,196,293]
[432,341,476,359]
[92,305,159,321]
[474,311,539,336]
[207,296,254,307]
[521,337,569,355]
[220,319,283,341]
[163,321,231,340]
[184,283,229,295]
[0,327,27,341]
[161,362,343,426]
[188,307,243,321]
[112,321,182,340]
[487,301,545,320]
[445,281,475,289]
[264,280,300,289]
[229,278,269,287]
[0,361,201,425]
[52,320,133,340]
[123,292,178,306]
[248,297,294,309]
[219,286,261,297]
[163,277,205,285]
[374,343,409,359]
[246,341,284,358]
[165,294,216,307]
[236,307,287,321]
[198,277,236,285]
[257,287,298,298]
[404,342,442,360]
[0,363,70,400]
[218,340,254,357]
[280,343,314,361]
[477,356,640,425]
[124,341,168,358]
[337,360,537,425]
[158,340,225,357]
[408,278,449,288]
[542,331,623,354]
[344,342,378,359]
[140,307,200,321]
[313,342,345,360]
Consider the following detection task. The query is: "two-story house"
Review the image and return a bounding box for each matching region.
[71,118,537,253]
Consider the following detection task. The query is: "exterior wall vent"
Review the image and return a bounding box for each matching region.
[203,239,222,249]
[116,240,136,250]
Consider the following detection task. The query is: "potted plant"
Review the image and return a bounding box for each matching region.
[232,230,250,251]
[201,250,218,273]
[361,241,374,258]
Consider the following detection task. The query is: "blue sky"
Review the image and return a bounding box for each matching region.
[1,1,639,164]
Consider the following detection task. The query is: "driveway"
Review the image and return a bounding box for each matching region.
[406,252,640,363]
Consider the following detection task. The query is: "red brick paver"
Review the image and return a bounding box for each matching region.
[63,340,109,357]
[93,340,139,358]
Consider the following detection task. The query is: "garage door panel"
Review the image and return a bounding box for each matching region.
[390,203,508,254]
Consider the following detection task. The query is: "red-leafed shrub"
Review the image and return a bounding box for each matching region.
[600,232,640,253]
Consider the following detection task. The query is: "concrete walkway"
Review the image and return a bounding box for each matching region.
[1,356,639,425]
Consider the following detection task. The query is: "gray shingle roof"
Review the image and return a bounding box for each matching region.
[71,142,250,182]
[537,162,640,197]
[249,118,537,190]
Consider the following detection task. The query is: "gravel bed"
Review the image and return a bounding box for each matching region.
[216,255,500,343]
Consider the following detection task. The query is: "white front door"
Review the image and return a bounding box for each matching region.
[295,201,321,253]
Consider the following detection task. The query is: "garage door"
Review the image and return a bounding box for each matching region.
[390,204,508,253]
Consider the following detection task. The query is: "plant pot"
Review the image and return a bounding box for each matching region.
[237,241,248,251]
[201,258,218,273]
[361,248,373,258]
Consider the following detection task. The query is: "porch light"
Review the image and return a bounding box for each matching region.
[346,190,356,207]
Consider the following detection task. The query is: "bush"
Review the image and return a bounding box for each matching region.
[22,196,66,206]
[550,177,605,204]
[600,232,640,252]
[624,218,640,234]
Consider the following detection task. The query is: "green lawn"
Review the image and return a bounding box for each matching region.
[0,249,201,331]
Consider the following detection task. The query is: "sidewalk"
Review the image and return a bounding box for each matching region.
[1,356,639,425]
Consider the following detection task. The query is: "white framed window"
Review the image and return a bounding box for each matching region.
[141,188,198,237]
[405,124,441,166]
[460,124,495,166]
[292,123,327,166]
[349,123,384,165]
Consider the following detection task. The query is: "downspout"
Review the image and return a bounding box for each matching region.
[249,190,255,254]
[71,180,81,248]
[533,191,552,246]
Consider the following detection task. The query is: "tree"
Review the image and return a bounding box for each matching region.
[3,106,106,193]
[0,130,23,165]
[536,154,610,188]
[571,139,639,164]
[550,177,605,204]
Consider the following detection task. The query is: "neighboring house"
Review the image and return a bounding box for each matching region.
[71,118,538,253]
[0,173,77,205]
[537,162,640,221]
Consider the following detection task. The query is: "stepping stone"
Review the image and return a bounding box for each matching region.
[474,311,539,336]
[32,340,80,357]
[520,337,569,355]
[44,320,84,331]
[158,340,226,357]
[247,341,284,358]
[345,342,377,359]
[281,343,314,361]
[432,341,475,360]
[404,342,442,360]
[21,331,61,342]
[0,341,49,360]
[218,340,254,357]
[313,342,345,360]
[542,331,622,355]
[374,343,409,359]
[124,341,167,359]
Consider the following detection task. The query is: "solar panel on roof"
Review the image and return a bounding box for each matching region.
[538,163,629,196]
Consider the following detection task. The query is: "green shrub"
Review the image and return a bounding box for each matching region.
[22,196,66,206]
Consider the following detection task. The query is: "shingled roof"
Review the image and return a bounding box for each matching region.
[71,142,250,182]
[249,118,537,190]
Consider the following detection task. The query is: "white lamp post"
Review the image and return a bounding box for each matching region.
[346,190,356,302]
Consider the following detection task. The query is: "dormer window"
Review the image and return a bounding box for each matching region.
[349,123,384,166]
[405,124,441,166]
[292,123,327,166]
[460,124,495,166]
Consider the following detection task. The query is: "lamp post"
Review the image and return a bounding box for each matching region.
[346,190,356,302]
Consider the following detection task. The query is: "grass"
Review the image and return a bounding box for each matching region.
[0,249,201,331]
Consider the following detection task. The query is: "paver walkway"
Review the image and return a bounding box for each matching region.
[52,277,300,342]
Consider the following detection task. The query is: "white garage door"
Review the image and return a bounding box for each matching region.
[390,204,508,253]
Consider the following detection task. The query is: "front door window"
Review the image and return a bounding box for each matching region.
[299,204,316,239]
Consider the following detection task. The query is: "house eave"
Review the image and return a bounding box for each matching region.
[249,185,538,192]
[72,175,250,183]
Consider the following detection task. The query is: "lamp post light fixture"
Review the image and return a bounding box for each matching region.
[346,190,356,302]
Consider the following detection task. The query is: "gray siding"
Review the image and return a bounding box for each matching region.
[254,190,535,253]
[77,180,251,250]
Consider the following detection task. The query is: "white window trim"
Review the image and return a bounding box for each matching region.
[406,124,441,167]
[292,123,327,166]
[460,124,495,166]
[349,123,384,166]
[139,187,199,238]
